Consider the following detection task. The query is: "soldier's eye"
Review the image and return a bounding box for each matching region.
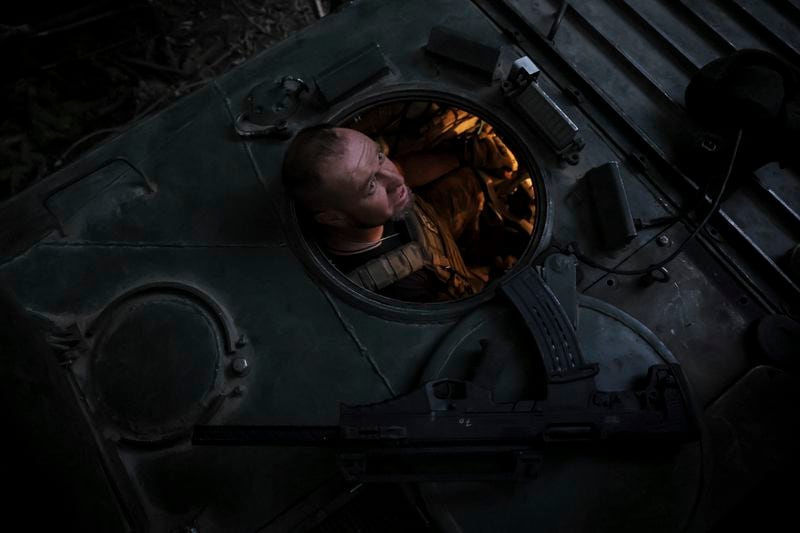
[366,176,377,195]
[377,151,385,164]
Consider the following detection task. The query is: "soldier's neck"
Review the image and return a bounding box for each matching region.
[322,225,385,254]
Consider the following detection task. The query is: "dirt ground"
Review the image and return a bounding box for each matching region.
[1,0,336,202]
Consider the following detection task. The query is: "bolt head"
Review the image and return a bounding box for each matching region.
[231,357,250,376]
[657,235,670,247]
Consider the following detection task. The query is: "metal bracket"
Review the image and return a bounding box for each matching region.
[508,56,540,86]
[314,43,390,105]
[585,161,637,250]
[503,55,584,163]
[235,76,309,138]
[425,26,503,83]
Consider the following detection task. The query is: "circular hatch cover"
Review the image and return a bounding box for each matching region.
[418,295,702,533]
[90,291,226,442]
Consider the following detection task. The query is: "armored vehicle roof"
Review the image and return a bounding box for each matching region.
[2,1,799,532]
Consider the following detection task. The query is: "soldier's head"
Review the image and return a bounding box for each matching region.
[282,126,411,229]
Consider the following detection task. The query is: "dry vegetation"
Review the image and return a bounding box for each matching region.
[1,0,334,201]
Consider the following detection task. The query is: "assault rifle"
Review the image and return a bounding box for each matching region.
[193,266,700,482]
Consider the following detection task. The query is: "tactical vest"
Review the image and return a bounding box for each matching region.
[346,197,484,299]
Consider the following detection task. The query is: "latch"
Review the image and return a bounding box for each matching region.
[235,76,310,139]
[503,55,584,164]
[235,42,390,138]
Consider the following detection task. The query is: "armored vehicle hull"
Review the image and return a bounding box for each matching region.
[2,1,798,531]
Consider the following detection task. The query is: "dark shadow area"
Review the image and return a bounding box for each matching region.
[1,0,328,201]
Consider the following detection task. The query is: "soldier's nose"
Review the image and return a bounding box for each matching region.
[387,169,405,188]
[381,173,401,190]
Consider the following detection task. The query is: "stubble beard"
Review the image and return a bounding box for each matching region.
[350,190,414,228]
[390,190,414,222]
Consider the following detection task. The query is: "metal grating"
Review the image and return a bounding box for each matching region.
[500,0,800,306]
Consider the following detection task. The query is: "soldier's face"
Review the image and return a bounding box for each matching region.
[319,128,411,228]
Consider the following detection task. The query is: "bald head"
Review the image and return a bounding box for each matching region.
[281,125,347,208]
[282,125,411,228]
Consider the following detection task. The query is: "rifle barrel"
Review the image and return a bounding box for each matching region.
[192,425,339,446]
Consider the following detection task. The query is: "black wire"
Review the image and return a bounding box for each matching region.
[634,152,729,231]
[568,129,743,277]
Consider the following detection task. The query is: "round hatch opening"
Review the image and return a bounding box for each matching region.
[89,289,227,442]
[285,95,549,321]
